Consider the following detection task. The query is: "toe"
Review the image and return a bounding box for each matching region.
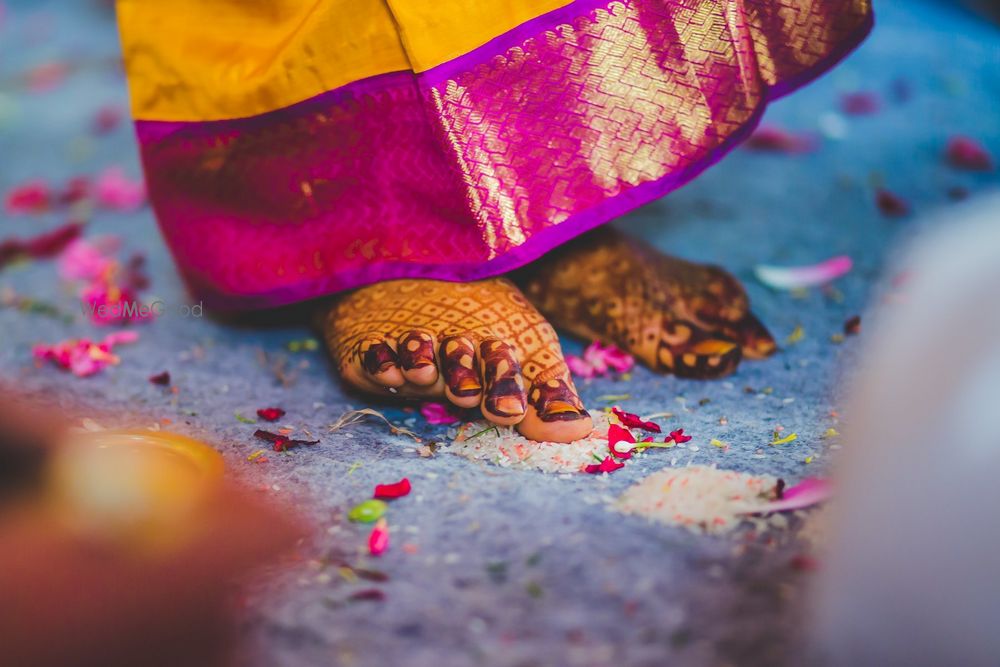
[359,335,405,389]
[439,335,483,408]
[519,377,593,443]
[479,338,527,425]
[656,320,742,379]
[730,313,777,360]
[397,330,439,386]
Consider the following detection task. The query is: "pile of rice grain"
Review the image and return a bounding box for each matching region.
[615,465,777,534]
[442,411,613,473]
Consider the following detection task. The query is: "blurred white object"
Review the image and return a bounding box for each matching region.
[812,193,1000,666]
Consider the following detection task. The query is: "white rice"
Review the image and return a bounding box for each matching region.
[442,411,614,473]
[615,465,778,534]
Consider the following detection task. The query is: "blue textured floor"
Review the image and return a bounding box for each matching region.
[1,2,998,665]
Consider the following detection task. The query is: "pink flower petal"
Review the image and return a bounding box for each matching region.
[841,92,880,115]
[566,354,597,379]
[420,402,460,425]
[95,167,146,212]
[745,126,816,154]
[594,342,635,373]
[946,136,994,172]
[368,519,390,556]
[739,477,833,514]
[754,256,853,290]
[33,331,138,378]
[58,237,118,281]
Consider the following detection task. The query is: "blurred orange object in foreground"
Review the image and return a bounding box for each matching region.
[0,407,306,667]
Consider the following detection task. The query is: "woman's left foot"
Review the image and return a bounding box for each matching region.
[518,228,776,378]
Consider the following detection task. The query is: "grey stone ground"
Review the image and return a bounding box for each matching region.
[1,1,997,665]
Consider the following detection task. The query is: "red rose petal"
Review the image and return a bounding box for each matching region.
[876,189,910,218]
[611,407,662,433]
[253,429,317,452]
[1,223,82,270]
[374,478,411,499]
[4,181,51,214]
[148,371,171,386]
[668,429,692,444]
[585,456,626,474]
[257,407,286,422]
[608,423,637,459]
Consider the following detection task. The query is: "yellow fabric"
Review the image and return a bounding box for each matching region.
[386,0,571,72]
[117,0,571,122]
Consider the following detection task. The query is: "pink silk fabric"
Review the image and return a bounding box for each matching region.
[136,0,872,309]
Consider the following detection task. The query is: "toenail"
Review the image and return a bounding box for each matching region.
[441,337,482,397]
[363,342,398,375]
[528,378,586,422]
[398,332,435,370]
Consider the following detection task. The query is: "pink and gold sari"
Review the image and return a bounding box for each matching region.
[118,0,872,309]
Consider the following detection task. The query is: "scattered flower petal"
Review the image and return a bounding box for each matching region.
[349,499,388,523]
[148,370,170,386]
[94,167,146,211]
[946,136,994,171]
[4,180,50,214]
[770,432,799,446]
[741,477,832,514]
[374,478,411,499]
[754,256,853,290]
[256,407,286,422]
[841,91,880,115]
[844,315,861,336]
[57,237,117,281]
[253,429,318,452]
[420,401,460,425]
[93,105,122,134]
[368,518,390,556]
[785,325,805,345]
[611,407,661,433]
[745,125,815,153]
[567,341,635,379]
[607,423,637,459]
[33,330,138,377]
[585,456,625,474]
[1,223,82,270]
[566,354,596,379]
[876,188,910,217]
[349,588,386,602]
[668,429,692,444]
[58,176,90,205]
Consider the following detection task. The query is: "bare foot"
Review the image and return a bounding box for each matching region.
[323,278,593,443]
[519,228,776,378]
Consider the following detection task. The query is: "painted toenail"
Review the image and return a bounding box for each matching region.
[363,342,398,375]
[398,332,435,370]
[441,337,482,397]
[490,395,526,417]
[528,379,586,422]
[690,340,737,355]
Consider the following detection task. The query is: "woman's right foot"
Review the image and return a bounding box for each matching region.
[323,278,593,443]
[519,228,776,378]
